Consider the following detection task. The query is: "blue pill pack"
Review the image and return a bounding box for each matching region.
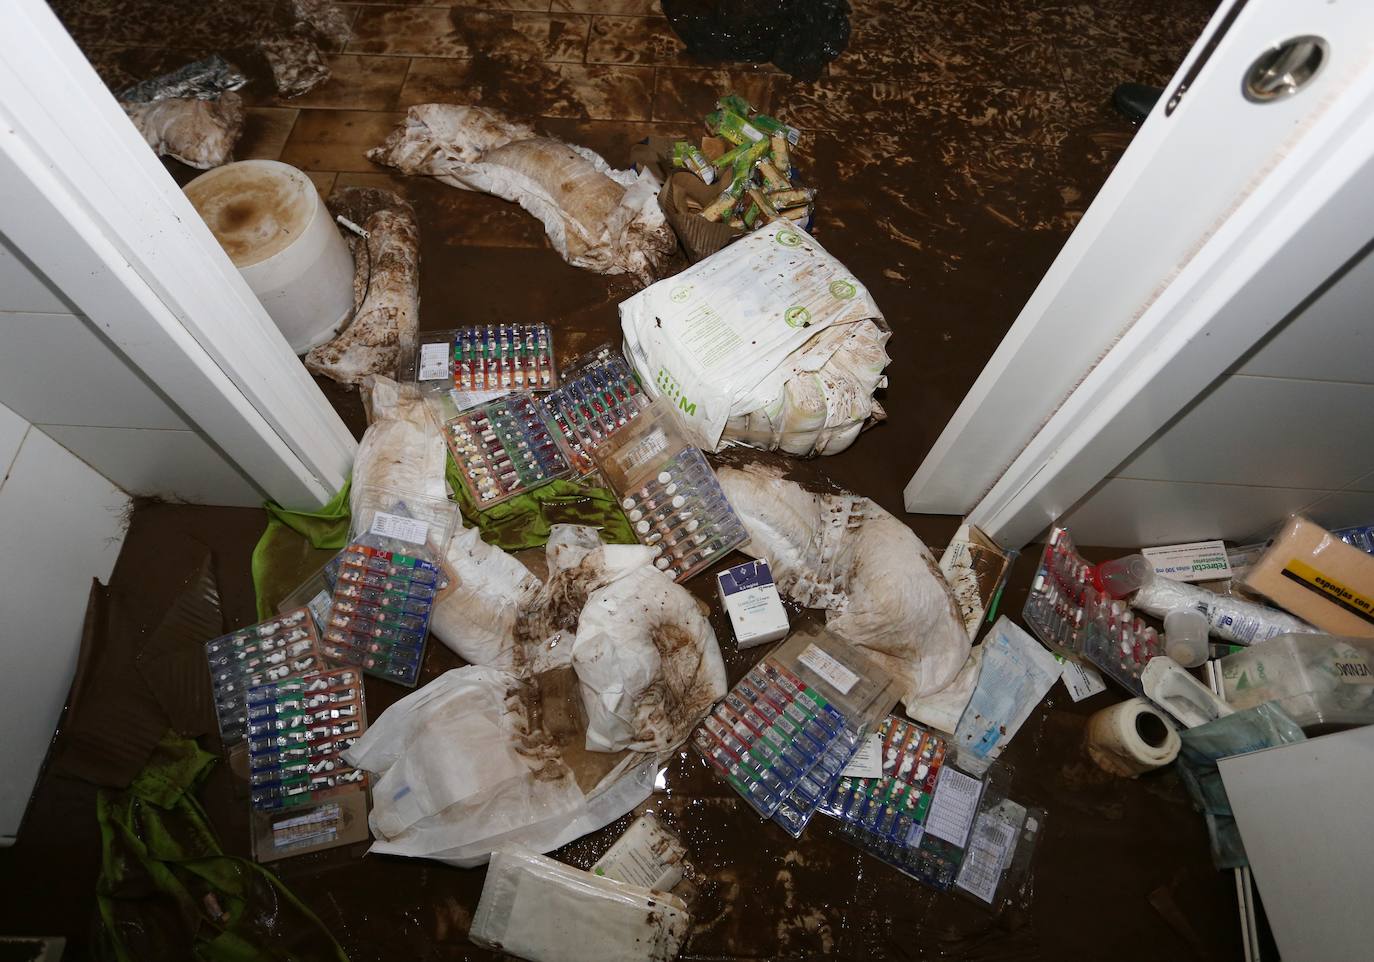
[693,629,901,831]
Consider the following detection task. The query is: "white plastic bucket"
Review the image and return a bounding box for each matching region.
[184,160,354,354]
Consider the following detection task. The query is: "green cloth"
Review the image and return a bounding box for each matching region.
[251,481,352,619]
[445,452,636,549]
[95,733,349,962]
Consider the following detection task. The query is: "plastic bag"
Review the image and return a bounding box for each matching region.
[662,0,851,81]
[122,92,244,170]
[716,461,970,708]
[573,565,727,753]
[305,188,419,386]
[621,221,889,456]
[342,666,656,867]
[369,105,676,285]
[470,846,690,962]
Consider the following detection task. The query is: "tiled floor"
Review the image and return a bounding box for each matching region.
[6,0,1239,959]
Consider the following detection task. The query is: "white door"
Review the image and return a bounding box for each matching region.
[904,0,1374,548]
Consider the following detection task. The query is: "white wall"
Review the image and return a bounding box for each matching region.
[0,231,263,506]
[0,399,130,838]
[1058,246,1374,547]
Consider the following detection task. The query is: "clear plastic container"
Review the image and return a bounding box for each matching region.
[1163,609,1209,668]
[1219,633,1374,717]
[592,398,749,582]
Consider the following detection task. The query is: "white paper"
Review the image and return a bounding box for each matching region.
[841,733,883,778]
[370,512,430,545]
[925,767,982,848]
[955,814,1016,903]
[1142,540,1232,582]
[418,341,450,381]
[798,643,859,695]
[449,388,509,411]
[1056,657,1107,702]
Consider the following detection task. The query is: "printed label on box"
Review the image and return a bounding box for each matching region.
[369,512,429,545]
[1142,540,1232,582]
[798,643,859,694]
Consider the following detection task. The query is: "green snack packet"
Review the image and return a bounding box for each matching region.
[672,140,717,184]
[743,202,761,228]
[706,108,767,146]
[752,113,802,146]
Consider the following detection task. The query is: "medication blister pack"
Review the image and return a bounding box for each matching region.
[322,544,440,687]
[538,346,649,475]
[1022,527,1164,696]
[321,490,457,688]
[819,716,947,851]
[413,325,558,428]
[245,668,368,812]
[593,400,749,582]
[445,392,574,506]
[206,608,323,745]
[694,661,850,820]
[694,630,900,826]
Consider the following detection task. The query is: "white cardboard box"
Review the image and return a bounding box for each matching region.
[716,559,789,649]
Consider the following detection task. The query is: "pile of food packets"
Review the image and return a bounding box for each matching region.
[672,93,815,232]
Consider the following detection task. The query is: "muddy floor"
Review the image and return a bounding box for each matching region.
[0,0,1244,958]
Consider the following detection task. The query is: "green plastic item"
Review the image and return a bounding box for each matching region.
[251,481,352,620]
[95,732,350,962]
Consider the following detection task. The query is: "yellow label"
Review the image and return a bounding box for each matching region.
[1281,558,1374,625]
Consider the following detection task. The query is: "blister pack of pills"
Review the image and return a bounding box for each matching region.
[1022,527,1164,696]
[413,325,557,424]
[694,630,900,823]
[445,392,574,506]
[538,346,650,475]
[819,715,947,843]
[593,400,749,582]
[320,491,457,688]
[206,608,323,746]
[245,667,368,812]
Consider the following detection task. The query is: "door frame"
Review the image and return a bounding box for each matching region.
[904,0,1374,548]
[0,0,356,507]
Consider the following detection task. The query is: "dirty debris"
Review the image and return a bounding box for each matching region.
[341,665,658,866]
[369,105,677,285]
[116,55,247,103]
[622,221,890,456]
[592,812,691,891]
[122,92,245,170]
[716,461,971,706]
[256,36,331,99]
[662,0,851,80]
[469,846,691,962]
[305,187,421,385]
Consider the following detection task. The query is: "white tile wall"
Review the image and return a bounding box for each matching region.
[1239,246,1374,384]
[0,312,189,429]
[0,229,264,506]
[0,413,131,837]
[40,424,261,506]
[0,233,75,314]
[1072,244,1374,545]
[1055,476,1334,547]
[0,402,27,481]
[1116,374,1374,492]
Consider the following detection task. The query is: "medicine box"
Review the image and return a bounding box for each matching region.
[717,559,789,648]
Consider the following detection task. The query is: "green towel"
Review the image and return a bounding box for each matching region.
[445,452,636,550]
[95,732,349,962]
[251,482,352,619]
[250,466,635,616]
